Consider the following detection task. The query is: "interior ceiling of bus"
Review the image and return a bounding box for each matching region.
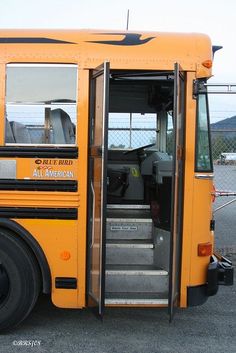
[109,76,174,113]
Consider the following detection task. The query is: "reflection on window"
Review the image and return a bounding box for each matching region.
[108,113,157,149]
[196,94,213,171]
[166,112,174,156]
[5,64,77,145]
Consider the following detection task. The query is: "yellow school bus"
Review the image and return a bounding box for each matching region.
[0,29,233,331]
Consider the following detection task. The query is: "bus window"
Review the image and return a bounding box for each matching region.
[108,112,157,149]
[195,93,213,172]
[5,64,77,145]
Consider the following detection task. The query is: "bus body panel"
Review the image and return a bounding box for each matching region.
[0,30,212,76]
[179,71,215,306]
[190,178,214,285]
[16,219,84,308]
[179,72,196,307]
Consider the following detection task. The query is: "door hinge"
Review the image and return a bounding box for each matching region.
[177,145,183,160]
[193,79,207,99]
[210,219,215,231]
[90,146,102,157]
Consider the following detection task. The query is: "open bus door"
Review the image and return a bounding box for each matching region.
[168,63,185,321]
[87,62,110,317]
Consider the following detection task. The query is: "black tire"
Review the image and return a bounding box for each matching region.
[0,229,41,332]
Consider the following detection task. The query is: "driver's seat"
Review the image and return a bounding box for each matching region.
[107,149,144,204]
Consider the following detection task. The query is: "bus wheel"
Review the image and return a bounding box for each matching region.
[0,230,41,331]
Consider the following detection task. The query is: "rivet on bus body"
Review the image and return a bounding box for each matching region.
[60,251,71,261]
[198,243,212,256]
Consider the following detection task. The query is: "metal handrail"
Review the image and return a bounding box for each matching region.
[205,83,236,94]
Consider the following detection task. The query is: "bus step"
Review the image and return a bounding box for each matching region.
[107,204,150,210]
[105,292,168,306]
[105,265,168,293]
[106,207,151,219]
[106,218,153,240]
[106,240,154,265]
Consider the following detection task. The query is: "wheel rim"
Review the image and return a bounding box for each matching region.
[0,264,10,305]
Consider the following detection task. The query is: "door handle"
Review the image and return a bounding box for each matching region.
[195,173,214,180]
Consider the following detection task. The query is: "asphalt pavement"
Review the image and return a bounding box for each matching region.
[0,266,235,353]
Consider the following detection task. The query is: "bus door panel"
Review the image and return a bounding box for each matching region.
[168,63,185,321]
[87,62,109,317]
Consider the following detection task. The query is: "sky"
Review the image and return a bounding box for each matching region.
[0,0,236,122]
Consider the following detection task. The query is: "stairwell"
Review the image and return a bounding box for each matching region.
[105,205,169,305]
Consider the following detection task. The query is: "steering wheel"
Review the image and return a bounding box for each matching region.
[123,143,156,155]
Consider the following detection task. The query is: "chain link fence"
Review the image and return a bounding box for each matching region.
[208,93,236,257]
[108,113,158,149]
[108,129,157,149]
[211,122,236,254]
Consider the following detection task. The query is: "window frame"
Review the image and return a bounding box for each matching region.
[195,91,213,173]
[5,63,78,147]
[108,112,158,149]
